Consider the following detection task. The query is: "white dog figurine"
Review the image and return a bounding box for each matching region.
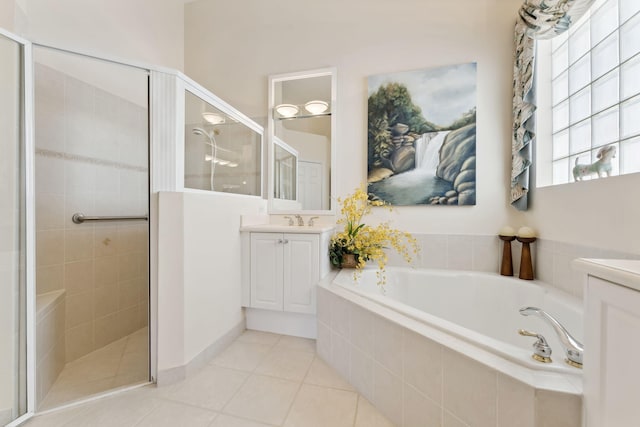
[572,145,616,181]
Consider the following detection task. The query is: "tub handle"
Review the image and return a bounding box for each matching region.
[518,329,552,363]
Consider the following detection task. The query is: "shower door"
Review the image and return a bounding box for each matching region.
[0,29,30,426]
[33,46,150,410]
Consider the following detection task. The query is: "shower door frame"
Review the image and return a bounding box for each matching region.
[22,40,157,418]
[29,41,158,403]
[1,26,36,427]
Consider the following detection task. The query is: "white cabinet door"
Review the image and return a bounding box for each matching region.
[283,233,319,314]
[250,233,284,311]
[584,276,640,427]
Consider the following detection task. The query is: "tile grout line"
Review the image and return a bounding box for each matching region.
[279,351,317,426]
[352,393,360,427]
[217,332,283,419]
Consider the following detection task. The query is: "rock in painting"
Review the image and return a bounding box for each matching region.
[458,189,476,205]
[453,169,475,191]
[389,123,410,136]
[391,145,416,174]
[367,168,394,183]
[436,124,476,182]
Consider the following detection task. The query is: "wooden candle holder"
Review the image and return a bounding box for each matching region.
[499,235,516,276]
[516,236,537,280]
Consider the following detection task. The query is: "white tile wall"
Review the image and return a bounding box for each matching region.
[534,238,640,298]
[386,232,640,299]
[317,286,582,427]
[386,234,501,274]
[34,63,149,363]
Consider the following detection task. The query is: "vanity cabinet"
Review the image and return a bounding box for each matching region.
[574,259,640,427]
[240,224,332,338]
[250,232,319,314]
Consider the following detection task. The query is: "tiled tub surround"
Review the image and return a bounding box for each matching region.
[34,62,149,364]
[386,233,640,299]
[317,279,582,427]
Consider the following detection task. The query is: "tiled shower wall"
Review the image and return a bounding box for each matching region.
[385,233,640,298]
[34,63,149,362]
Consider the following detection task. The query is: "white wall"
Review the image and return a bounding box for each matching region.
[0,0,15,31]
[185,0,523,235]
[158,191,267,371]
[21,0,185,70]
[514,174,640,255]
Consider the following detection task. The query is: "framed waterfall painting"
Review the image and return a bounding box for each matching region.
[367,62,477,205]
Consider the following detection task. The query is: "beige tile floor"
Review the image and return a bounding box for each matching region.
[40,327,149,410]
[27,330,395,427]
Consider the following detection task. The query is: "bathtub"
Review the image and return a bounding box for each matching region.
[316,267,583,426]
[333,267,583,374]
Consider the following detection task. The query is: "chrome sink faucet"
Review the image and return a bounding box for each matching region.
[294,214,304,226]
[519,306,584,368]
[283,216,294,226]
[308,216,320,226]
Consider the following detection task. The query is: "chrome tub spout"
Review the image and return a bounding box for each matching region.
[519,306,584,368]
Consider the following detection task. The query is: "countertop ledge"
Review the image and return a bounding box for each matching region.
[573,258,640,292]
[240,223,335,233]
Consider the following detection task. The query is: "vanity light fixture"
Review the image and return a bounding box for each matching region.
[274,103,299,118]
[202,112,226,125]
[304,100,329,115]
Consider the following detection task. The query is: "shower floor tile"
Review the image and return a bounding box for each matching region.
[27,330,395,426]
[40,326,149,410]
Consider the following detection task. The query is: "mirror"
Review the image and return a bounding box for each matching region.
[268,68,336,213]
[273,137,298,207]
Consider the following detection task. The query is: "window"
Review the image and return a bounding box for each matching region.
[546,0,640,185]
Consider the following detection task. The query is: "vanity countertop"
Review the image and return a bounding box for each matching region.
[240,223,335,234]
[573,258,640,292]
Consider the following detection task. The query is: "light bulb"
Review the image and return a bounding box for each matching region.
[304,100,329,115]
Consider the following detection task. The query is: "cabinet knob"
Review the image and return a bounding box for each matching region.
[283,239,289,244]
[277,239,283,244]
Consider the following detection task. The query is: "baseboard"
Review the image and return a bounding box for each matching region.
[246,308,317,339]
[156,318,246,386]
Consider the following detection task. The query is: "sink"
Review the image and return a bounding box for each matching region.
[239,223,335,234]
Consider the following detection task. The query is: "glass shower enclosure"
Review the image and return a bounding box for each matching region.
[0,24,264,424]
[0,28,32,427]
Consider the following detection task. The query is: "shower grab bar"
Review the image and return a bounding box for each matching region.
[72,213,148,224]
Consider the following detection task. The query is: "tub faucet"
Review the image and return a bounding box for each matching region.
[294,214,304,226]
[519,306,583,368]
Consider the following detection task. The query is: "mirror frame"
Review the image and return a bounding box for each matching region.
[267,67,337,215]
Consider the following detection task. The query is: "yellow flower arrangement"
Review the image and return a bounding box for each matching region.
[329,186,419,285]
